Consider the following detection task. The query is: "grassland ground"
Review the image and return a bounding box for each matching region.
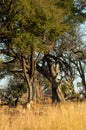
[0,102,86,130]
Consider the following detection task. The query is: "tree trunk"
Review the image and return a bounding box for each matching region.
[56,85,65,101]
[50,63,65,102]
[22,57,33,102]
[52,80,60,102]
[78,61,86,91]
[22,48,38,103]
[36,58,65,103]
[52,79,65,102]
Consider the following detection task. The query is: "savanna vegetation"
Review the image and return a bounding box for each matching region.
[0,102,86,130]
[0,0,86,129]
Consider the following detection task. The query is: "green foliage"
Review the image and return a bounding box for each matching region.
[8,82,27,98]
[61,82,74,99]
[56,0,74,16]
[1,0,71,55]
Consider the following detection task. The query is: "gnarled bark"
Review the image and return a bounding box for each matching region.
[37,54,65,103]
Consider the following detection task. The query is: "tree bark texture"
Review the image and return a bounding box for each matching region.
[37,54,65,103]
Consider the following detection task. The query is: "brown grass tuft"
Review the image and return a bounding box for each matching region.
[0,102,86,130]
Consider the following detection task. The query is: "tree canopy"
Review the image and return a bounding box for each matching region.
[0,0,86,105]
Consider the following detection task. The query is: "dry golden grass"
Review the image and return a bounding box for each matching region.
[0,102,86,130]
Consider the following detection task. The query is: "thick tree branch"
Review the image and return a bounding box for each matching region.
[36,64,52,82]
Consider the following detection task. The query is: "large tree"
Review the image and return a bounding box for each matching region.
[0,0,85,103]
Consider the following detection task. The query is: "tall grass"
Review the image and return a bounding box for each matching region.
[0,102,86,130]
